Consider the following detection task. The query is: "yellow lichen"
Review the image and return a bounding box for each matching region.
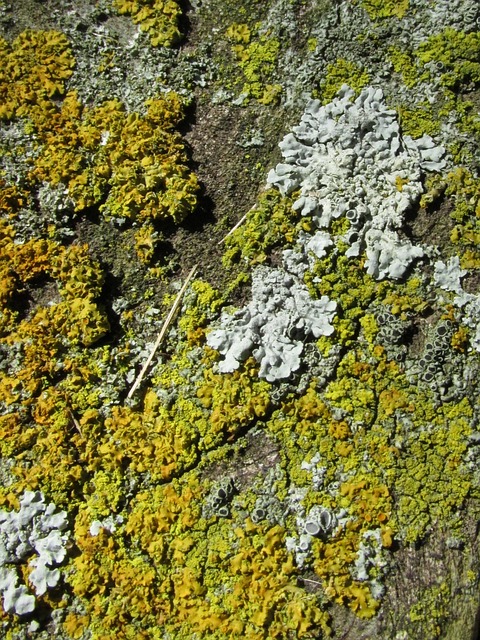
[111,0,183,47]
[321,59,370,104]
[360,0,409,20]
[0,30,75,121]
[227,29,282,105]
[31,91,199,224]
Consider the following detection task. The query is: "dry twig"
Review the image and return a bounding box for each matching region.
[67,408,83,437]
[127,264,198,399]
[301,577,323,587]
[218,209,251,245]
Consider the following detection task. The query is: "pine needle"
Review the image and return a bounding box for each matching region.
[218,209,250,245]
[127,264,198,399]
[67,408,83,437]
[301,578,323,587]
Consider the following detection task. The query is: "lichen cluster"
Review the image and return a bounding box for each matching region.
[31,90,199,226]
[111,0,183,47]
[0,29,75,121]
[359,0,410,21]
[224,22,282,105]
[1,1,480,639]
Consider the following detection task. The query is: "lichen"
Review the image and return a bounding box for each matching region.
[111,0,183,47]
[416,28,480,91]
[222,189,303,267]
[31,90,198,225]
[359,0,410,20]
[321,59,370,104]
[226,27,282,105]
[406,581,451,638]
[2,2,480,638]
[0,30,75,121]
[439,169,480,258]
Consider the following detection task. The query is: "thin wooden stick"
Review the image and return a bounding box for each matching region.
[218,210,250,245]
[301,578,323,587]
[67,407,83,437]
[127,264,198,399]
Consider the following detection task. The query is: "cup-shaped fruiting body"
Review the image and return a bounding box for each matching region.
[208,478,236,517]
[251,507,266,524]
[298,535,311,553]
[304,520,320,536]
